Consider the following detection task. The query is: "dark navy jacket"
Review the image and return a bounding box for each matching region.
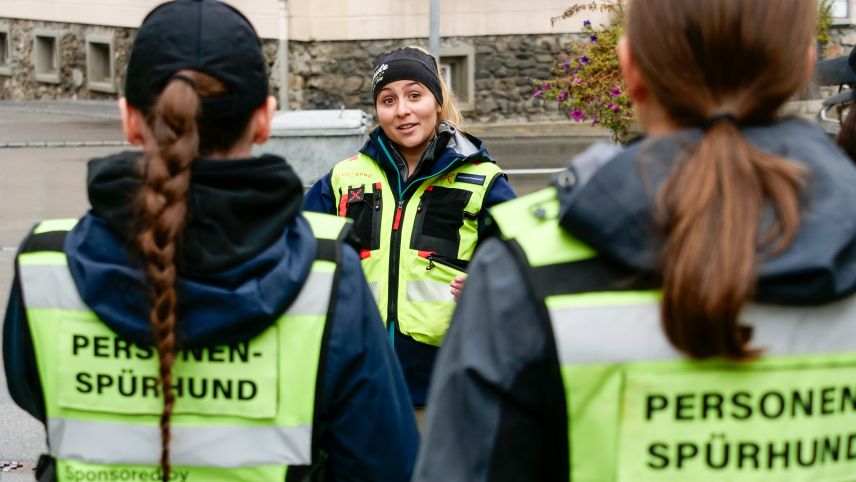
[304,126,516,406]
[4,152,419,482]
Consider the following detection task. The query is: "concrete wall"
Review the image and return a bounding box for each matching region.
[0,0,603,40]
[286,0,604,40]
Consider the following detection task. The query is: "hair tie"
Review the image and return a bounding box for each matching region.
[168,73,197,89]
[703,113,740,130]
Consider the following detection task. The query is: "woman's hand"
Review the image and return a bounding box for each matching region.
[450,275,467,302]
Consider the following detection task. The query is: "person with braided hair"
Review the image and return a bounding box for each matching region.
[3,1,418,481]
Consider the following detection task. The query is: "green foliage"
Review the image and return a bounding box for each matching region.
[817,0,833,46]
[532,0,834,142]
[530,1,634,142]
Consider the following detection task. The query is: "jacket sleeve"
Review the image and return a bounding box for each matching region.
[479,174,516,234]
[484,174,516,209]
[412,238,568,482]
[315,244,419,482]
[303,172,337,215]
[3,274,47,423]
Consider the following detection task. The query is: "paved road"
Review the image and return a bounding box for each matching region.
[0,101,604,477]
[0,145,121,481]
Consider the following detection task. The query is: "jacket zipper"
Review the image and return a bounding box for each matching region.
[387,199,405,345]
[386,159,462,328]
[379,135,465,344]
[425,253,465,272]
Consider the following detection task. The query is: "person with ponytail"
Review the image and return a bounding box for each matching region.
[3,1,418,481]
[414,0,856,480]
[304,46,515,412]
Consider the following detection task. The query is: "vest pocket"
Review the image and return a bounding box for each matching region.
[425,252,469,273]
[340,185,382,250]
[410,186,473,258]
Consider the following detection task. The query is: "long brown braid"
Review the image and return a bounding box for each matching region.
[136,68,252,479]
[136,71,200,481]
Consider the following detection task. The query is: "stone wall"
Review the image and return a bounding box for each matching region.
[283,34,580,124]
[5,17,856,124]
[822,25,856,60]
[0,18,581,123]
[0,19,135,101]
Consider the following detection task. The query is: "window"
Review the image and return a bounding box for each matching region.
[34,30,61,84]
[439,45,475,111]
[86,35,116,93]
[828,0,851,24]
[0,27,10,76]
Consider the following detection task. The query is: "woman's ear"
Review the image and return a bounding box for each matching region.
[617,37,648,106]
[251,96,279,145]
[118,98,145,146]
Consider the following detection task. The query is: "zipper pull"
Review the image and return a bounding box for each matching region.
[426,255,435,271]
[393,200,404,230]
[374,183,382,210]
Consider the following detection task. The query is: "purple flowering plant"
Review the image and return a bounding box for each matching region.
[529,0,634,142]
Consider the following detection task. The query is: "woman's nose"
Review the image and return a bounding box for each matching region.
[396,99,410,116]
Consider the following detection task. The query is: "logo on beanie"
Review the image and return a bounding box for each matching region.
[371,64,389,90]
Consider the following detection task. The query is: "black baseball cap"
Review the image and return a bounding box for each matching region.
[814,47,856,86]
[124,0,268,118]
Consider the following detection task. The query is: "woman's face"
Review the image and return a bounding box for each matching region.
[375,80,441,159]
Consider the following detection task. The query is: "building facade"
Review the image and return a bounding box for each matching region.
[0,0,853,123]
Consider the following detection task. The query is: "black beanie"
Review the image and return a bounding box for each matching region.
[370,47,444,106]
[124,0,268,118]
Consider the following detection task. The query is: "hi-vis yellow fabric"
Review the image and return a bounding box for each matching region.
[19,213,348,481]
[331,153,502,346]
[492,188,856,482]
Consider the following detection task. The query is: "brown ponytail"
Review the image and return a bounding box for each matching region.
[136,74,200,480]
[626,0,815,360]
[656,123,805,360]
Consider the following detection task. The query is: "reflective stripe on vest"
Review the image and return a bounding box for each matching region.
[20,254,334,318]
[406,279,456,303]
[331,152,503,346]
[48,419,311,467]
[548,292,856,365]
[493,187,856,482]
[19,214,346,478]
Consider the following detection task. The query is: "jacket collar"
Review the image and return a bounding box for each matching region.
[555,117,856,304]
[86,150,304,274]
[360,124,495,197]
[67,150,314,348]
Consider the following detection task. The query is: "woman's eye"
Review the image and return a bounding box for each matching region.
[409,92,421,99]
[382,97,395,105]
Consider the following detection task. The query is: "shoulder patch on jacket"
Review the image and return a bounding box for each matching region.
[455,173,487,186]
